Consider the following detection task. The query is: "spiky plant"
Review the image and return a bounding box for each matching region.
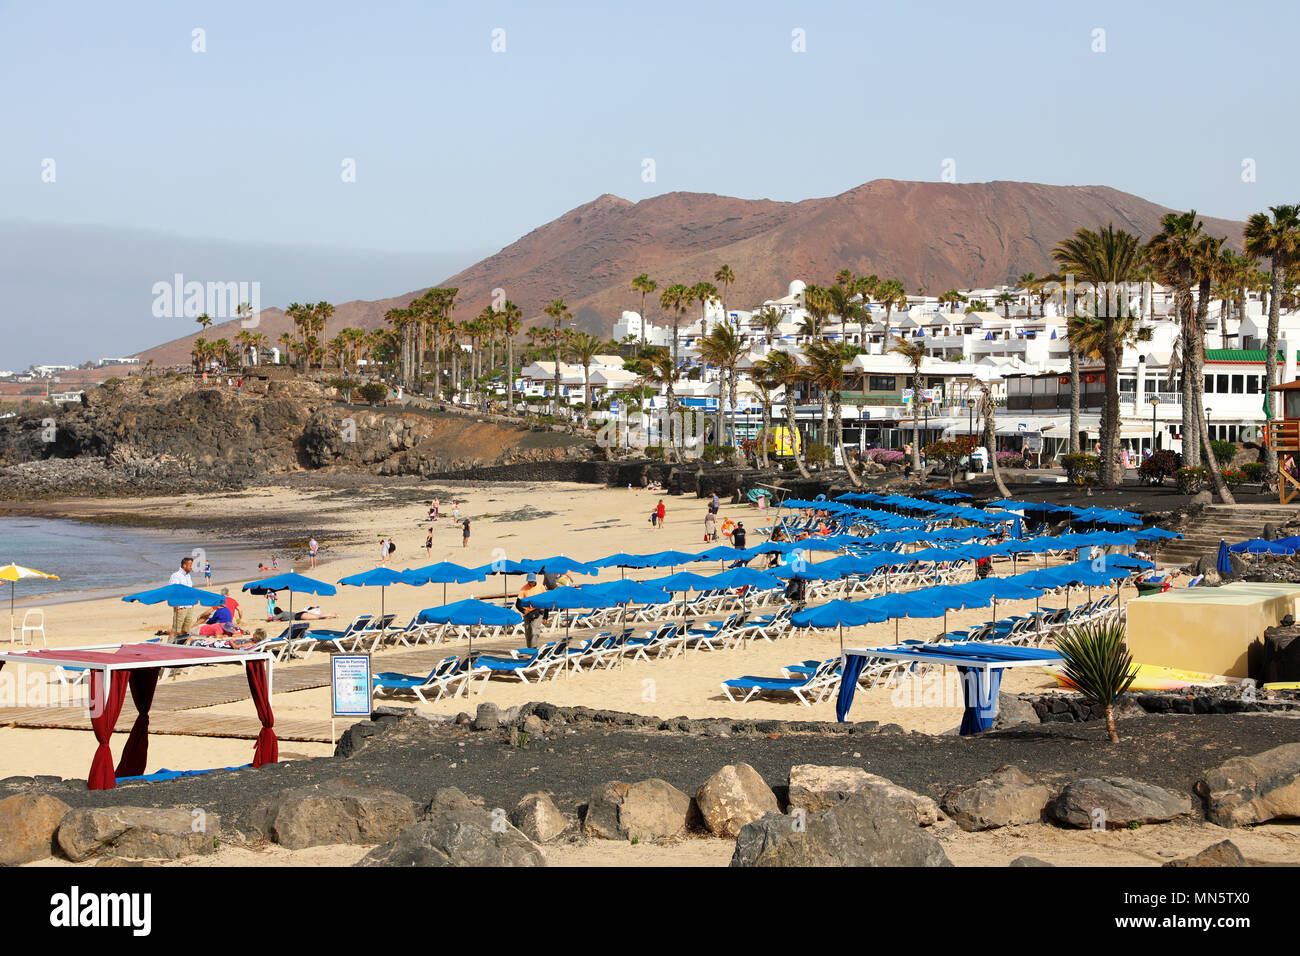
[1055,620,1139,742]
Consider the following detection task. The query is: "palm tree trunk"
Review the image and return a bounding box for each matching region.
[837,396,861,487]
[911,400,921,473]
[786,394,811,478]
[1105,705,1118,743]
[1068,348,1081,455]
[1264,264,1282,473]
[1180,293,1200,466]
[761,398,771,468]
[1102,339,1122,488]
[506,336,514,412]
[985,396,1011,498]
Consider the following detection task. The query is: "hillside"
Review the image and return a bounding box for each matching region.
[134,180,1246,366]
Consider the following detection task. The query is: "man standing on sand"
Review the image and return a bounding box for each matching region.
[731,521,747,550]
[168,556,195,642]
[516,573,545,648]
[308,537,318,570]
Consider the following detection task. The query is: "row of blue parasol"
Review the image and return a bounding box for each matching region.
[790,554,1152,648]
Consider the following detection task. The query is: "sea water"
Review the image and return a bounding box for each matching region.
[0,516,269,604]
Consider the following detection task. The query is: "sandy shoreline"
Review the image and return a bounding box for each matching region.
[0,478,1089,778]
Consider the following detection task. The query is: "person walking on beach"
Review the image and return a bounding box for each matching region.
[516,573,545,648]
[308,537,318,570]
[203,560,212,587]
[704,508,717,542]
[731,521,747,550]
[379,537,390,566]
[656,499,666,529]
[461,517,471,549]
[168,556,195,642]
[424,527,434,557]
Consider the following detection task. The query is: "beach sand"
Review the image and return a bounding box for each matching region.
[9,479,1250,870]
[3,479,1085,779]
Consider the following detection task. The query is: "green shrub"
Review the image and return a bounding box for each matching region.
[1223,469,1247,488]
[1241,462,1269,483]
[1061,453,1101,485]
[700,444,732,464]
[1174,465,1208,495]
[1209,439,1237,468]
[805,442,832,465]
[1138,449,1180,485]
[1056,619,1138,742]
[357,382,388,405]
[645,445,665,460]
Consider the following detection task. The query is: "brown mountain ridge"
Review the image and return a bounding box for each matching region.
[136,179,1245,367]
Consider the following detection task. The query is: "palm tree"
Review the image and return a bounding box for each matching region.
[713,265,735,325]
[804,338,862,486]
[276,332,293,366]
[644,350,681,453]
[691,281,719,335]
[754,305,783,347]
[978,381,1012,498]
[891,339,927,473]
[659,284,692,456]
[631,274,657,353]
[1148,212,1208,468]
[995,291,1016,318]
[750,357,781,469]
[191,337,208,373]
[496,300,523,412]
[1191,234,1236,505]
[938,290,965,314]
[1053,224,1145,487]
[565,330,603,423]
[827,281,868,350]
[1017,274,1038,317]
[195,313,213,334]
[756,350,811,478]
[697,323,745,449]
[876,279,907,349]
[1245,205,1300,473]
[543,299,571,416]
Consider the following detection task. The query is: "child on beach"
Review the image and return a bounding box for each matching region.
[461,517,471,548]
[425,527,434,557]
[203,561,212,586]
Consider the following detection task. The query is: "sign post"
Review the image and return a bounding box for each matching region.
[330,654,372,746]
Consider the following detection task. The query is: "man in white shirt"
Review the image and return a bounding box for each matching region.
[169,556,195,641]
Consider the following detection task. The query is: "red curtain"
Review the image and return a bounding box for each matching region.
[87,669,130,790]
[244,660,278,767]
[114,668,160,778]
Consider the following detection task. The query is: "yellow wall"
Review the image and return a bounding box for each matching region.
[1126,583,1300,678]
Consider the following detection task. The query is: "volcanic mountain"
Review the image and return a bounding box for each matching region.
[134,180,1246,366]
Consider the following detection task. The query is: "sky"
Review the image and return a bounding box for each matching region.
[2,0,1297,368]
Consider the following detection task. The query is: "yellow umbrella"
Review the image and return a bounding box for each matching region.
[0,564,59,643]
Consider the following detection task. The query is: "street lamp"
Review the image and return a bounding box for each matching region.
[1149,395,1160,453]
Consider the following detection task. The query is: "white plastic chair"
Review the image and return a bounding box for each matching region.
[20,609,46,646]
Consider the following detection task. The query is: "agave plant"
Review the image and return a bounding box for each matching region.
[1055,620,1139,742]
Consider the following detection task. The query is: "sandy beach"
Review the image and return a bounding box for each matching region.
[0,479,1087,780]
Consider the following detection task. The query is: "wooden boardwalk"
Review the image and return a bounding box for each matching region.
[0,644,471,742]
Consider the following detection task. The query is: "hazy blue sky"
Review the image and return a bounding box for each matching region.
[2,0,1296,367]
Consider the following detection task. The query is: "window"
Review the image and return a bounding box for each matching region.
[1232,375,1244,394]
[1246,376,1259,394]
[1217,375,1229,393]
[1204,375,1214,394]
[868,376,896,391]
[1287,391,1300,419]
[1119,378,1136,393]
